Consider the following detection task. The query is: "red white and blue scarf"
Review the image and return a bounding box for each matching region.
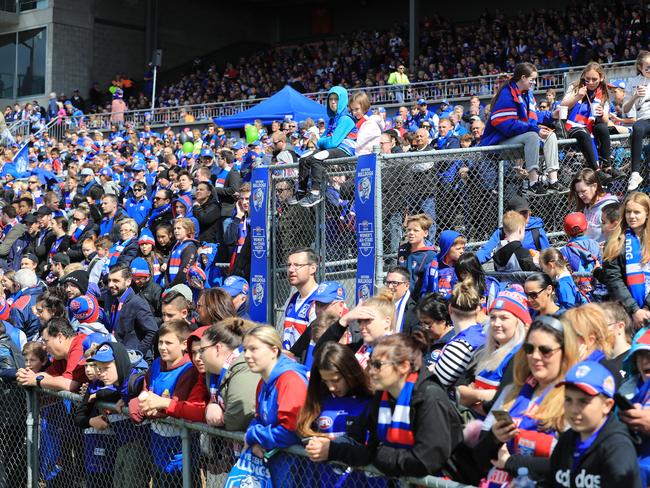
[108,237,133,267]
[565,87,604,134]
[70,222,86,244]
[167,239,195,282]
[377,372,418,448]
[625,228,649,309]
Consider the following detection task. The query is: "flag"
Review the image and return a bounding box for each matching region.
[13,143,28,175]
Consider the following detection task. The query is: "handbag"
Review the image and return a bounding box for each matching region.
[224,447,273,488]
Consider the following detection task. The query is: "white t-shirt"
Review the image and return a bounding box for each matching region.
[624,74,650,120]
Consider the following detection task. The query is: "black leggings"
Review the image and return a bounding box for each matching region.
[631,118,650,173]
[297,147,349,193]
[569,123,611,169]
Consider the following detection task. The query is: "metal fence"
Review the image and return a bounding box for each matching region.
[4,384,472,488]
[265,133,635,319]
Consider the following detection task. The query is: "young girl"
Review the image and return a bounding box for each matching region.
[457,289,530,415]
[349,91,381,156]
[480,62,560,195]
[433,278,487,391]
[603,192,650,327]
[560,62,613,172]
[623,50,650,191]
[317,289,395,369]
[162,217,198,288]
[569,168,619,243]
[300,342,373,487]
[540,248,587,309]
[524,272,562,318]
[243,325,308,486]
[137,228,163,285]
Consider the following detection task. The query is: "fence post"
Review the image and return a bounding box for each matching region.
[26,388,39,488]
[181,424,191,488]
[497,158,505,226]
[374,149,384,289]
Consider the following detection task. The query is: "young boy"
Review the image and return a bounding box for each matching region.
[22,341,47,373]
[291,86,356,207]
[397,213,438,295]
[600,201,622,247]
[90,236,112,285]
[548,360,641,487]
[128,319,198,485]
[560,212,601,300]
[420,230,466,298]
[493,210,538,272]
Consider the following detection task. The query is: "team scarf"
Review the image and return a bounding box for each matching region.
[215,165,232,188]
[147,202,171,226]
[209,346,243,409]
[565,87,604,134]
[32,190,43,207]
[229,216,249,272]
[63,191,73,210]
[624,228,649,309]
[48,236,65,260]
[474,344,521,390]
[1,218,18,239]
[81,179,97,196]
[99,213,118,236]
[507,375,557,458]
[109,287,133,333]
[167,239,196,283]
[149,255,162,284]
[70,222,87,244]
[377,372,418,448]
[108,237,133,267]
[355,344,373,369]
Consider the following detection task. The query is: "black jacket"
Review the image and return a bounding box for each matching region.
[399,296,420,335]
[143,206,173,237]
[603,245,650,315]
[329,367,464,478]
[194,195,222,243]
[134,278,162,319]
[493,240,538,272]
[67,222,99,262]
[106,288,158,355]
[547,415,641,488]
[215,169,242,218]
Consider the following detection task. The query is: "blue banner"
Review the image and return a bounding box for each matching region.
[354,154,377,304]
[13,143,28,175]
[249,167,270,323]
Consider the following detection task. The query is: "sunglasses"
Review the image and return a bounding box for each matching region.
[522,343,561,358]
[524,288,547,300]
[369,359,392,370]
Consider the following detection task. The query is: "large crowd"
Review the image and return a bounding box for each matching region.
[1,49,650,487]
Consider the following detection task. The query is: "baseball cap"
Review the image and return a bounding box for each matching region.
[441,99,450,105]
[221,276,249,297]
[557,360,615,398]
[87,343,115,363]
[607,79,626,90]
[165,284,193,302]
[563,212,588,237]
[80,167,94,177]
[506,195,531,213]
[99,167,114,178]
[200,148,214,158]
[417,98,427,105]
[22,213,37,225]
[130,161,146,172]
[232,142,244,151]
[52,253,71,266]
[313,281,347,304]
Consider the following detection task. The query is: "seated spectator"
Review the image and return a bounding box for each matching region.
[130,257,162,318]
[623,51,650,191]
[540,249,587,309]
[161,286,194,323]
[349,91,381,156]
[599,301,633,379]
[475,314,580,482]
[195,287,237,327]
[10,268,43,340]
[563,304,613,364]
[383,266,418,334]
[415,293,454,364]
[568,168,619,244]
[561,212,602,299]
[221,275,250,319]
[420,230,466,298]
[107,218,139,268]
[524,272,562,318]
[493,210,539,273]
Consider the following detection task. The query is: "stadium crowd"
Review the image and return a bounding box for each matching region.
[1,49,650,487]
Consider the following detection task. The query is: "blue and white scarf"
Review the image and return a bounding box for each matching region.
[377,372,418,448]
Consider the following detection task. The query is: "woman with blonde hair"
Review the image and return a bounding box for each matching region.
[563,304,613,362]
[316,289,395,368]
[603,192,650,327]
[243,325,308,485]
[475,314,581,482]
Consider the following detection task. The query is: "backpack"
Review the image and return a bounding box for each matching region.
[126,349,150,397]
[499,227,542,251]
[561,242,601,300]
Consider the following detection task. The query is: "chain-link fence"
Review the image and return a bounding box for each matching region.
[265,133,636,318]
[17,388,472,488]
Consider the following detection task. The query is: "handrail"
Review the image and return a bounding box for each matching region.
[73,60,636,131]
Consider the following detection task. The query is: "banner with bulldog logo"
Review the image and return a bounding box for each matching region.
[249,167,270,323]
[354,153,377,304]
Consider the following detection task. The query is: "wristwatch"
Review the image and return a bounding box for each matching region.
[35,375,44,389]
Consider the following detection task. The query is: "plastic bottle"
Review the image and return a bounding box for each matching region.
[512,467,536,487]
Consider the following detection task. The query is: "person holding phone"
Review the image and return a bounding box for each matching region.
[560,62,615,178]
[474,315,581,483]
[624,50,650,191]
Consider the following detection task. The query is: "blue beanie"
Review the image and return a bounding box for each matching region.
[130,257,150,277]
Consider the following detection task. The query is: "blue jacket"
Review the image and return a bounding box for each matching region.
[437,230,463,269]
[317,86,356,153]
[476,216,550,264]
[10,285,44,340]
[397,242,438,294]
[124,197,152,226]
[245,355,308,450]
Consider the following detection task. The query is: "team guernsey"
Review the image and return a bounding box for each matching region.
[147,358,194,473]
[282,286,318,350]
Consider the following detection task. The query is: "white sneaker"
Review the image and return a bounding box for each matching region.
[628,172,644,191]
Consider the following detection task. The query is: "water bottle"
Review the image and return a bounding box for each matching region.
[512,467,536,487]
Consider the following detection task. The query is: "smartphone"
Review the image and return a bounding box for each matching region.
[301,437,314,447]
[614,393,635,411]
[492,410,515,425]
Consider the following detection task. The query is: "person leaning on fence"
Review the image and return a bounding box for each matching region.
[480,62,562,196]
[242,325,309,486]
[602,192,650,328]
[623,50,650,191]
[493,210,540,273]
[397,213,438,296]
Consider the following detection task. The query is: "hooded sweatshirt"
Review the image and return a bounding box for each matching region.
[317,86,356,155]
[437,230,463,270]
[171,195,200,238]
[476,216,550,264]
[493,239,538,273]
[245,354,308,449]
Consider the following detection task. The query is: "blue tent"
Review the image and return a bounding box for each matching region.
[214,85,327,129]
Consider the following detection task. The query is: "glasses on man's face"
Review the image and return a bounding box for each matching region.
[28,180,38,184]
[72,216,83,222]
[153,196,164,201]
[286,263,310,270]
[384,280,407,288]
[369,359,392,371]
[522,342,561,358]
[134,187,145,192]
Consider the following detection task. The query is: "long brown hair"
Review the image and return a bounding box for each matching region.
[199,288,237,325]
[296,342,371,437]
[603,192,650,263]
[489,62,537,112]
[569,61,610,103]
[568,168,606,212]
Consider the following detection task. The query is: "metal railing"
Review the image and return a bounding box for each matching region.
[7,384,473,488]
[63,60,635,131]
[8,118,29,140]
[265,132,633,320]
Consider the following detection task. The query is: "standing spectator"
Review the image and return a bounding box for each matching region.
[387,64,410,104]
[623,51,650,191]
[110,89,127,126]
[162,218,198,288]
[193,181,221,243]
[9,268,43,340]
